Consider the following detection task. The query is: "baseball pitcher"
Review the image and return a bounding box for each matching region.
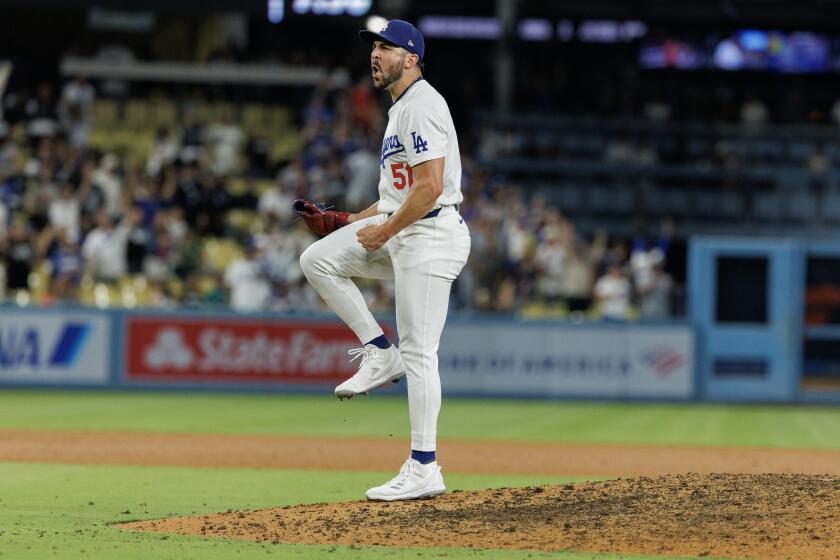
[296,19,470,501]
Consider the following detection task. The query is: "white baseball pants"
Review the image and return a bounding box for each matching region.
[300,206,470,451]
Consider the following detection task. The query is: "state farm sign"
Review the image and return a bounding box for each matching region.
[125,316,379,385]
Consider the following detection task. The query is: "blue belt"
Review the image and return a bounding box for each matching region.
[388,204,459,219]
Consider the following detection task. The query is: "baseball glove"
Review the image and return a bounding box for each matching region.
[292,199,350,237]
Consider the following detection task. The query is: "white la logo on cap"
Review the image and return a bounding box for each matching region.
[408,40,414,47]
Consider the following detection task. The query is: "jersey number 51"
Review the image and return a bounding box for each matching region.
[390,162,414,190]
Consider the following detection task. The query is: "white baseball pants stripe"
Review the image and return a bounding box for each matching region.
[300,207,470,451]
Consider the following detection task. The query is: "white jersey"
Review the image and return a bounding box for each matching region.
[376,78,463,214]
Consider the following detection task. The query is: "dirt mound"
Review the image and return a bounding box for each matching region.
[119,473,840,559]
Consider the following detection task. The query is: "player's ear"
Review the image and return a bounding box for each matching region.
[405,52,419,70]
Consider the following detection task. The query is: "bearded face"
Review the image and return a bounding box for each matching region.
[371,42,407,91]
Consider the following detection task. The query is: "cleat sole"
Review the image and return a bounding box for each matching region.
[334,370,405,400]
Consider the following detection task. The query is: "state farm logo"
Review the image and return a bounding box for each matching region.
[144,328,193,369]
[137,325,357,375]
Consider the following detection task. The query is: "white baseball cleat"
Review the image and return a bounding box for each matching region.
[335,344,405,399]
[366,458,446,501]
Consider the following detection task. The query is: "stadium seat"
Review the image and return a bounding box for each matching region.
[167,278,184,300]
[124,99,152,130]
[190,100,214,123]
[242,104,264,127]
[666,189,692,216]
[226,209,258,235]
[787,141,815,163]
[226,177,248,196]
[695,189,743,220]
[92,99,119,130]
[197,275,220,297]
[786,190,818,222]
[268,106,292,128]
[150,98,178,128]
[753,189,785,221]
[253,179,275,195]
[554,184,583,213]
[202,239,243,272]
[821,188,840,223]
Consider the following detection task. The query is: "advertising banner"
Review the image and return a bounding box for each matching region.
[439,323,694,399]
[0,310,110,384]
[124,315,382,386]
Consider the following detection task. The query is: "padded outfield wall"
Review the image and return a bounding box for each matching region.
[0,306,696,400]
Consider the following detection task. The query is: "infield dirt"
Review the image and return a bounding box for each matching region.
[3,430,840,476]
[121,473,840,559]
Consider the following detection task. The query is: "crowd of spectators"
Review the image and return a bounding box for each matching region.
[457,178,675,319]
[479,94,840,174]
[0,73,676,320]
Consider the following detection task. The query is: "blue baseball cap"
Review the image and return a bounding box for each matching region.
[359,19,425,62]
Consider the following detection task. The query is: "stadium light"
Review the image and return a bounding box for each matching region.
[267,0,284,23]
[366,15,388,32]
[293,0,372,16]
[518,18,552,42]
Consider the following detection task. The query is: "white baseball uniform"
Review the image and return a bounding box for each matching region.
[300,77,470,451]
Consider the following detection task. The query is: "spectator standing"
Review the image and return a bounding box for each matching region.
[560,229,607,313]
[0,195,7,241]
[174,162,204,227]
[0,126,19,173]
[126,212,150,275]
[25,83,60,149]
[258,177,295,224]
[534,226,566,304]
[630,218,672,291]
[245,131,271,177]
[197,175,230,237]
[344,140,380,211]
[223,240,271,312]
[48,181,81,242]
[206,114,243,176]
[59,76,95,148]
[637,262,673,319]
[0,153,27,215]
[81,209,136,282]
[146,128,180,178]
[348,76,377,131]
[594,263,632,320]
[49,229,82,299]
[93,153,124,218]
[77,160,105,230]
[0,200,7,299]
[1,221,35,294]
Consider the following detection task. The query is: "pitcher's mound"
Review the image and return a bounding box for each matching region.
[119,473,839,559]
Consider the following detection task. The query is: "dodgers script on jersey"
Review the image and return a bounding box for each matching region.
[376,78,463,214]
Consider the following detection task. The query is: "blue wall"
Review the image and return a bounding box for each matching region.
[690,236,840,403]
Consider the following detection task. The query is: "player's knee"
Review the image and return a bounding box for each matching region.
[299,244,321,278]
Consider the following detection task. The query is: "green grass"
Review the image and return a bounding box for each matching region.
[0,391,838,449]
[0,391,831,559]
[0,462,686,560]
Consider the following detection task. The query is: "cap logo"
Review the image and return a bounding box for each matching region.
[408,40,414,47]
[380,22,389,32]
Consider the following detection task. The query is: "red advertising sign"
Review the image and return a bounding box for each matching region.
[125,316,390,385]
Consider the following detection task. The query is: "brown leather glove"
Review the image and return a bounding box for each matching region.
[292,199,350,237]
